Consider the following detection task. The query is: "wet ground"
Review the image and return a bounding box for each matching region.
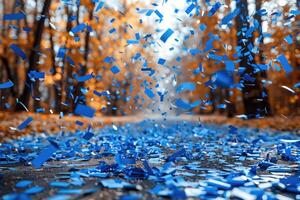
[1,120,300,199]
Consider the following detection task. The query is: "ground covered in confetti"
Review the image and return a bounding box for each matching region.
[1,120,300,200]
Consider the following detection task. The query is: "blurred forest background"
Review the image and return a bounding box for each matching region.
[0,0,299,118]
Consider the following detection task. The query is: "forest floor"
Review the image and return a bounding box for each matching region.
[0,111,299,142]
[0,112,300,199]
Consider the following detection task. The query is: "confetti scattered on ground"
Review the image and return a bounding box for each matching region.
[1,120,300,199]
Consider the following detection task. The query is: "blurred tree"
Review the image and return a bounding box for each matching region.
[16,0,52,111]
[235,0,266,118]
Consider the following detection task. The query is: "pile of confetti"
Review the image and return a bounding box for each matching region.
[1,120,300,199]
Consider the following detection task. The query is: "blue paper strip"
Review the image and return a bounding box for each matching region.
[277,54,293,75]
[221,8,240,25]
[75,74,93,82]
[4,13,25,21]
[0,80,14,89]
[17,117,33,130]
[208,2,221,16]
[31,141,59,169]
[185,4,196,14]
[94,1,105,13]
[16,180,32,188]
[127,39,139,44]
[176,82,196,93]
[160,28,174,43]
[144,88,155,99]
[175,99,191,110]
[9,44,27,60]
[70,23,86,35]
[74,104,96,118]
[154,10,163,19]
[29,70,45,79]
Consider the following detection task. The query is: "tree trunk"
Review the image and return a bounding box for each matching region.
[73,9,93,110]
[235,0,265,119]
[15,0,52,111]
[255,0,272,116]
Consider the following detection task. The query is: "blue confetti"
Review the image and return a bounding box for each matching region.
[28,70,45,79]
[212,70,234,88]
[9,44,27,60]
[284,35,293,44]
[127,39,139,44]
[225,61,235,71]
[3,13,25,21]
[31,141,59,169]
[50,181,70,188]
[24,186,44,195]
[17,117,33,131]
[157,58,166,65]
[277,54,293,75]
[110,66,120,74]
[175,99,191,110]
[74,104,96,118]
[185,4,196,14]
[0,80,14,89]
[176,82,196,93]
[144,88,155,99]
[208,2,221,16]
[160,28,174,43]
[15,180,32,188]
[70,23,86,35]
[75,74,93,82]
[221,8,240,25]
[94,1,105,13]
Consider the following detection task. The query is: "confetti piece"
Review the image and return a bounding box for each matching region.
[94,1,105,13]
[24,186,44,194]
[57,47,66,59]
[28,70,45,79]
[110,66,120,74]
[157,58,166,65]
[31,141,59,169]
[0,80,14,89]
[109,28,116,34]
[16,180,32,188]
[17,117,33,130]
[74,104,96,118]
[277,54,293,75]
[154,10,163,19]
[104,56,115,63]
[221,8,240,25]
[294,82,300,88]
[208,2,221,16]
[160,28,174,43]
[100,179,133,189]
[185,3,196,14]
[127,39,139,44]
[9,44,27,60]
[75,74,93,82]
[176,82,195,93]
[3,13,25,21]
[284,35,293,44]
[75,120,84,126]
[175,99,191,110]
[50,181,70,188]
[212,70,234,88]
[144,88,155,99]
[225,61,235,71]
[199,24,206,31]
[70,23,86,36]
